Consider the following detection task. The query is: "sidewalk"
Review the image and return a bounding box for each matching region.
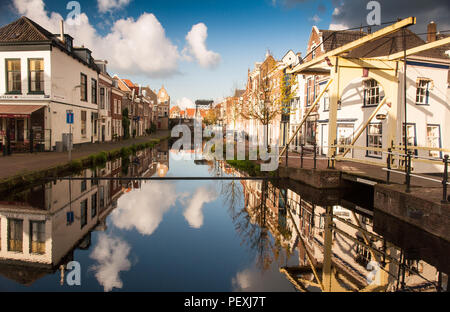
[0,130,170,180]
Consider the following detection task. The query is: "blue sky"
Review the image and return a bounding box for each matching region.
[0,0,335,106]
[2,0,448,107]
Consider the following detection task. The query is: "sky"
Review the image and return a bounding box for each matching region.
[1,0,449,109]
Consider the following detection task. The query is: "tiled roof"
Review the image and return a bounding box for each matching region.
[345,29,449,60]
[319,29,366,52]
[185,108,196,118]
[0,16,54,42]
[122,79,136,88]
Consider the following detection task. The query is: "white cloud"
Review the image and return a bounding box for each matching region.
[98,0,131,13]
[332,7,340,16]
[309,14,322,23]
[328,23,349,30]
[112,181,178,235]
[12,0,215,77]
[90,234,131,292]
[176,97,195,110]
[183,186,218,229]
[183,23,221,69]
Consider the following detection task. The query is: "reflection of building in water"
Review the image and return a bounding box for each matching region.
[235,168,449,292]
[0,167,115,285]
[0,144,168,285]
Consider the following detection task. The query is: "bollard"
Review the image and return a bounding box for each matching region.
[300,144,304,169]
[405,151,412,193]
[386,148,392,184]
[442,155,449,203]
[313,142,317,170]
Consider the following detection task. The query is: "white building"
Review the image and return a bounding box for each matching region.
[0,17,100,152]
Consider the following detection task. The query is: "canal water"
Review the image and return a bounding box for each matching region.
[0,141,448,292]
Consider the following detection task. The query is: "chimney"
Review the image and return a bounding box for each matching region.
[60,20,65,43]
[427,21,437,42]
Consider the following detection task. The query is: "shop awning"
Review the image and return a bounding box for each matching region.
[0,105,45,118]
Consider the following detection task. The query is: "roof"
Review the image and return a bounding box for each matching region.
[122,79,136,89]
[185,108,196,118]
[319,29,366,53]
[170,106,180,113]
[0,16,100,72]
[347,29,449,60]
[234,89,245,98]
[0,16,55,42]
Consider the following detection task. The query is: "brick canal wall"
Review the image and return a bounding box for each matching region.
[374,184,450,242]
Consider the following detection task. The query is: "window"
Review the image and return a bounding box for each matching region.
[80,73,87,101]
[91,79,97,104]
[6,59,21,93]
[306,77,316,106]
[367,123,382,158]
[118,100,121,114]
[99,186,105,208]
[28,59,44,93]
[91,193,97,218]
[114,99,117,114]
[8,219,23,252]
[81,110,87,138]
[80,199,88,228]
[416,79,431,105]
[402,123,417,155]
[81,178,87,192]
[30,221,45,254]
[363,79,380,106]
[100,87,105,109]
[427,125,441,158]
[323,91,329,111]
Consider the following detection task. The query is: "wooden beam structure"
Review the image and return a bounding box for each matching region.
[279,79,333,157]
[385,36,450,60]
[287,17,416,74]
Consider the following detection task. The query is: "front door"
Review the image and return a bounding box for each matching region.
[102,125,105,142]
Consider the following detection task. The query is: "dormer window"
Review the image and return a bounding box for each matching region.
[66,37,73,52]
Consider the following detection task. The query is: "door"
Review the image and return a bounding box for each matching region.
[17,119,24,142]
[321,124,328,156]
[102,125,105,142]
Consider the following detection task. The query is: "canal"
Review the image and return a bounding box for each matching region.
[0,141,448,292]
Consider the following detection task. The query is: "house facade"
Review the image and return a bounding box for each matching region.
[0,17,101,152]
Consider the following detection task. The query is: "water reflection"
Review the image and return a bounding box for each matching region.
[0,141,448,292]
[220,164,449,292]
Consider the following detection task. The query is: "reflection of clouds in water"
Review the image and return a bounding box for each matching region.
[112,181,178,235]
[232,263,295,292]
[183,186,218,228]
[90,234,131,292]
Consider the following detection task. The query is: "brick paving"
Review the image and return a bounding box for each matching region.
[0,131,170,180]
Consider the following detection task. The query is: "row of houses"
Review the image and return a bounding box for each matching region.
[0,16,170,153]
[217,21,450,173]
